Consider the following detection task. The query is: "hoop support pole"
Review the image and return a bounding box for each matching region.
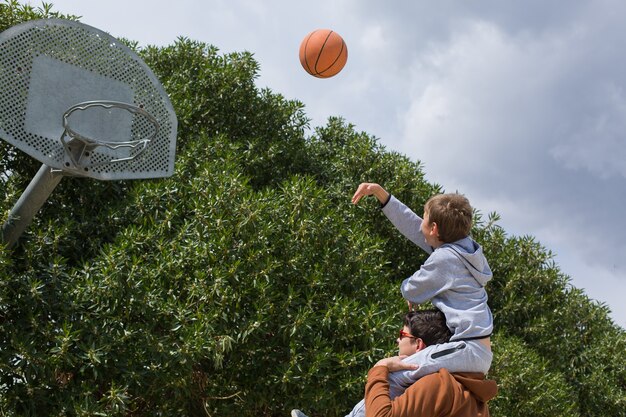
[1,164,64,249]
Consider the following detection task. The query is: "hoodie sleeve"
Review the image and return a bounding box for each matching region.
[381,195,433,254]
[400,249,452,304]
[365,366,450,417]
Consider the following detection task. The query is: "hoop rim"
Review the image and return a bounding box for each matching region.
[60,100,160,169]
[62,100,160,144]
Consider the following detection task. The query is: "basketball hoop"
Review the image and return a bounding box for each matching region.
[60,100,160,171]
[0,18,178,248]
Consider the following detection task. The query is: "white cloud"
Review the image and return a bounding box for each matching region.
[359,25,388,51]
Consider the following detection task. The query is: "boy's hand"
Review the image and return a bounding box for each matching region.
[352,183,390,205]
[374,355,419,373]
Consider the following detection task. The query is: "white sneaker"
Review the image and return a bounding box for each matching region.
[291,410,310,417]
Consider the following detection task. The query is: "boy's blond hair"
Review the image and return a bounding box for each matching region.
[424,193,472,243]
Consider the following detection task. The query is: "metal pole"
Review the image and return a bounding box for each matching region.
[1,164,63,248]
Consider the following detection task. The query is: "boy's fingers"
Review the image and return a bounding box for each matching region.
[351,184,371,204]
[351,187,366,204]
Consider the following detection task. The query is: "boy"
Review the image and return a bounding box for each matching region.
[344,182,493,417]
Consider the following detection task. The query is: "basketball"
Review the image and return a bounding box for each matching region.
[299,29,348,78]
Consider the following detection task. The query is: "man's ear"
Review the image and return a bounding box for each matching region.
[415,338,427,352]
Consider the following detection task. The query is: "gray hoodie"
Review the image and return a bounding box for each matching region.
[382,195,493,340]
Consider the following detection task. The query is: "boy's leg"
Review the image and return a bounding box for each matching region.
[388,340,492,397]
[343,398,366,417]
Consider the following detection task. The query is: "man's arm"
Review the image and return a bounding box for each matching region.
[365,366,447,417]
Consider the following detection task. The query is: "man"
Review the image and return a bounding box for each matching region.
[291,309,497,417]
[365,355,497,417]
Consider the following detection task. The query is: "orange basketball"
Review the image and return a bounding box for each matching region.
[299,29,348,78]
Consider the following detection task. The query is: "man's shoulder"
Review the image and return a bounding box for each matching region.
[412,369,456,390]
[403,370,457,411]
[414,369,488,390]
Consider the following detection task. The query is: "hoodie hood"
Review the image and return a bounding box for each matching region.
[453,372,498,403]
[444,237,493,286]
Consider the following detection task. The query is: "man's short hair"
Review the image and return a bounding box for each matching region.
[404,309,452,346]
[424,193,473,243]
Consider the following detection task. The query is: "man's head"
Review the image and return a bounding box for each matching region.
[422,193,473,245]
[397,309,452,356]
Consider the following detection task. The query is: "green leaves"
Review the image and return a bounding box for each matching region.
[489,333,579,417]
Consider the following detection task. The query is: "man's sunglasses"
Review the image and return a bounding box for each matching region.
[399,329,417,340]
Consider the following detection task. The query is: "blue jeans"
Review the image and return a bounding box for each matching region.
[344,340,492,417]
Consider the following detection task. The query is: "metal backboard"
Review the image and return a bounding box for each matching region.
[0,19,177,180]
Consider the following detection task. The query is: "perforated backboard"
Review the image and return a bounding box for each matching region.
[0,19,177,180]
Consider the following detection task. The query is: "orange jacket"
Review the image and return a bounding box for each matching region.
[365,366,497,417]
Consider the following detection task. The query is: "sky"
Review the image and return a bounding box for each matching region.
[22,0,626,328]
